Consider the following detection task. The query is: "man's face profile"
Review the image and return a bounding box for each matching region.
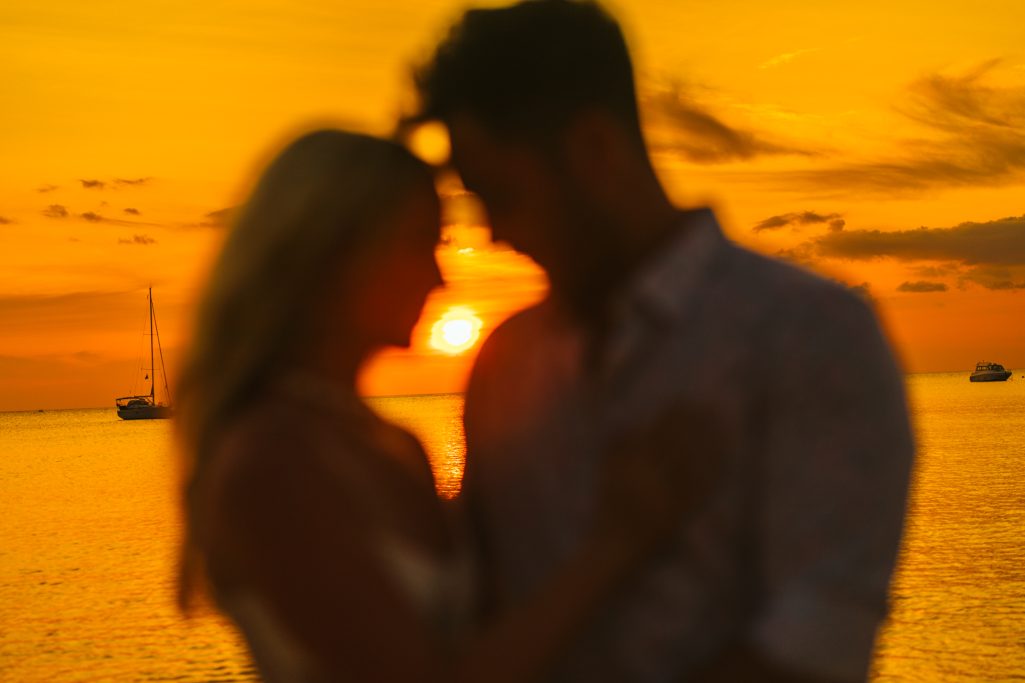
[447,113,574,274]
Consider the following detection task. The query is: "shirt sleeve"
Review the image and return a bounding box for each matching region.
[750,290,914,681]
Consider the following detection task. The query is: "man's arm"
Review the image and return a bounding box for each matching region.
[703,288,914,682]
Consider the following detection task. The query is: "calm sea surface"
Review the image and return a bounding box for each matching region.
[1,374,1022,681]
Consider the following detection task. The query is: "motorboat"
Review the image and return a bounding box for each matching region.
[969,361,1012,382]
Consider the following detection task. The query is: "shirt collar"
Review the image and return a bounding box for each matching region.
[596,208,727,381]
[615,207,727,328]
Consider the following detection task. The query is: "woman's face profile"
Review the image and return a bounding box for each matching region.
[326,178,443,350]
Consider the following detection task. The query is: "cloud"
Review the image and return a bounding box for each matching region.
[76,176,150,189]
[759,47,822,70]
[643,81,812,163]
[37,184,59,193]
[897,280,948,293]
[787,213,1025,291]
[813,214,1025,265]
[849,282,871,299]
[777,61,1025,194]
[124,207,141,215]
[197,206,238,228]
[49,208,158,228]
[0,290,143,325]
[753,210,845,232]
[0,216,13,225]
[907,59,1020,129]
[775,241,818,267]
[910,264,959,278]
[0,291,177,394]
[959,265,1025,290]
[118,234,157,245]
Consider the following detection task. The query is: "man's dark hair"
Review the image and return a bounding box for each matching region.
[413,0,641,141]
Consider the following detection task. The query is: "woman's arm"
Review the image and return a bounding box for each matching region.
[203,419,445,682]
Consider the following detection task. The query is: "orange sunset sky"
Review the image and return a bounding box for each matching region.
[2,0,1024,411]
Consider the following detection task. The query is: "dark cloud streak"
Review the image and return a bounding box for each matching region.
[118,234,157,246]
[959,265,1025,290]
[849,282,872,300]
[897,281,948,293]
[777,62,1025,194]
[785,213,1025,292]
[754,210,845,232]
[195,206,238,228]
[814,215,1025,266]
[644,82,812,163]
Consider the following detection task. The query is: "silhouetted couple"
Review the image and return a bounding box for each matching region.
[176,2,913,681]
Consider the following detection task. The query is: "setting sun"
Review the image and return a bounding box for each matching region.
[429,307,482,355]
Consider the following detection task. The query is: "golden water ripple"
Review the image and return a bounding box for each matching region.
[1,376,1022,680]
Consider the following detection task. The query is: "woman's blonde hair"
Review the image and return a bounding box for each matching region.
[175,129,433,608]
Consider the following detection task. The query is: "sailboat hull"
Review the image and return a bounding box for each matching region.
[117,404,173,420]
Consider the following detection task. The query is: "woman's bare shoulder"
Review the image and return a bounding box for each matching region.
[197,395,366,563]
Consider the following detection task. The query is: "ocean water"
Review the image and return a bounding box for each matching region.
[874,373,1025,681]
[1,374,1022,681]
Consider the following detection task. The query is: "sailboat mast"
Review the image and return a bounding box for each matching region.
[149,287,155,403]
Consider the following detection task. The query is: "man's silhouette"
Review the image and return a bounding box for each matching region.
[413,1,913,680]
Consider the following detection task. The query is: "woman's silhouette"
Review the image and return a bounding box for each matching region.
[175,130,713,682]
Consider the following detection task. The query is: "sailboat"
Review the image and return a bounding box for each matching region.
[116,288,172,420]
